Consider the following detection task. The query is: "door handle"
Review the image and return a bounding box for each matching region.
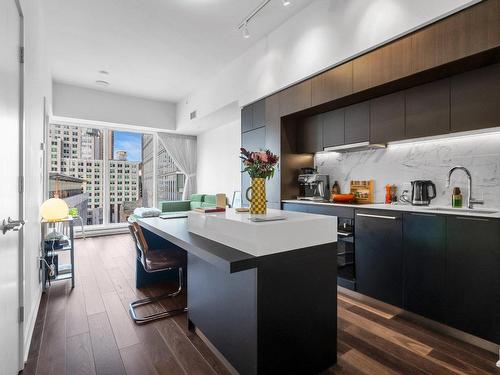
[356,213,397,220]
[1,217,25,235]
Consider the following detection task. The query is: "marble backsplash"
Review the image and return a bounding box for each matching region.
[314,132,500,208]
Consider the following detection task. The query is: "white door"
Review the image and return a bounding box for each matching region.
[0,0,23,374]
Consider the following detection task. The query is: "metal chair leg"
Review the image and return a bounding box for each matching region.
[129,268,187,324]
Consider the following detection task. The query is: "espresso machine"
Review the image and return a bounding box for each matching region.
[297,168,330,201]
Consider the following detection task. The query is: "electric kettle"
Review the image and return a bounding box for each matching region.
[400,180,437,206]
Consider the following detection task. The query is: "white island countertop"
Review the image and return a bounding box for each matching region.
[187,208,337,257]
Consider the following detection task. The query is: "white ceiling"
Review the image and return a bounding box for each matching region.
[43,0,315,103]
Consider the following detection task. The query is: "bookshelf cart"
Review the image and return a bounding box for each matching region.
[40,217,75,290]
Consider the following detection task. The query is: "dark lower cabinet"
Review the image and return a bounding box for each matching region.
[403,213,446,322]
[355,210,403,307]
[241,127,265,207]
[446,216,500,344]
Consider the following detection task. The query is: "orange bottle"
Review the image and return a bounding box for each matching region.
[385,184,392,204]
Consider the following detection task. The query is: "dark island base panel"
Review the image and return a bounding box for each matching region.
[187,243,338,375]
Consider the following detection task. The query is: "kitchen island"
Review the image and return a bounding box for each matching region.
[138,209,338,375]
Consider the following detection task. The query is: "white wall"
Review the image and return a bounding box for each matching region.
[197,120,241,199]
[20,0,52,361]
[53,82,177,131]
[178,0,478,133]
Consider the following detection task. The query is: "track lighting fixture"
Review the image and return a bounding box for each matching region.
[238,0,291,39]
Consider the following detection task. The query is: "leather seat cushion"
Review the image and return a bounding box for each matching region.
[144,249,184,272]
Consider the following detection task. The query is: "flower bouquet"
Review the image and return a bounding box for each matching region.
[240,148,279,214]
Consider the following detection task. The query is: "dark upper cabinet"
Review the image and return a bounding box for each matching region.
[403,213,446,323]
[312,62,353,106]
[451,63,500,133]
[370,91,405,144]
[279,80,312,117]
[322,109,344,148]
[344,102,370,144]
[405,79,450,138]
[241,100,266,133]
[411,0,500,74]
[353,36,412,93]
[253,99,266,129]
[241,105,253,133]
[446,216,500,344]
[241,127,266,207]
[355,210,403,307]
[297,115,323,154]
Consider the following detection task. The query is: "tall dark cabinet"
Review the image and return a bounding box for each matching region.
[355,210,404,307]
[265,94,281,209]
[445,216,500,344]
[241,127,265,207]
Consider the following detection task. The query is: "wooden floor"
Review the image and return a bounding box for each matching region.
[23,234,499,375]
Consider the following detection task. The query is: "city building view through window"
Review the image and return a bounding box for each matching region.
[48,124,185,227]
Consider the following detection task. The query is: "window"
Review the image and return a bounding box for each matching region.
[48,124,104,226]
[47,123,185,228]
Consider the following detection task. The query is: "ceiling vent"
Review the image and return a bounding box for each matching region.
[190,110,197,120]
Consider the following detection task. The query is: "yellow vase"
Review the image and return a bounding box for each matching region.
[246,178,267,214]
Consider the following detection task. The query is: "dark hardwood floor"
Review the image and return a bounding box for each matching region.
[23,234,499,375]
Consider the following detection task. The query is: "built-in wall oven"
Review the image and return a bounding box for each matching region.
[337,217,356,290]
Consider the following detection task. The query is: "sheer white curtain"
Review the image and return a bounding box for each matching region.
[157,133,197,200]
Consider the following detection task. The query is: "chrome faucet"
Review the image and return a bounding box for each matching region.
[446,166,484,209]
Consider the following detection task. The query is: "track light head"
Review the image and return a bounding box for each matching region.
[243,22,250,38]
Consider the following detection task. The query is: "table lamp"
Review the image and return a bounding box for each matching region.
[41,198,69,241]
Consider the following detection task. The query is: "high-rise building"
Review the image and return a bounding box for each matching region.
[49,124,140,225]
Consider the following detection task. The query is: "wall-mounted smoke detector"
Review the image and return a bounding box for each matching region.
[95,80,109,86]
[190,110,197,120]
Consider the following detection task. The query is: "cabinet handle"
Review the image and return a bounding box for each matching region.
[409,213,436,217]
[456,216,490,222]
[356,213,397,220]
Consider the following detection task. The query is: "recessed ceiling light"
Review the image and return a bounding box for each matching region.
[95,80,109,86]
[282,0,291,6]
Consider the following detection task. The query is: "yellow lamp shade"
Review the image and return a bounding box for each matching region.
[40,198,69,222]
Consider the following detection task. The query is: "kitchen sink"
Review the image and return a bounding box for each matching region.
[423,207,499,214]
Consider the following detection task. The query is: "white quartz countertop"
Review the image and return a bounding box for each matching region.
[282,200,500,218]
[187,208,337,257]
